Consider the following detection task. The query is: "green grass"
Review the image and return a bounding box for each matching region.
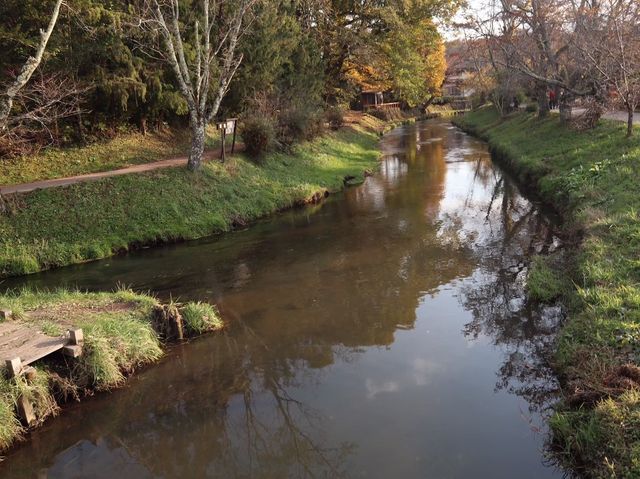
[181,302,223,335]
[0,288,223,451]
[0,377,24,450]
[454,107,640,477]
[76,311,163,389]
[0,115,382,453]
[0,126,224,185]
[426,104,456,117]
[0,120,382,278]
[0,129,190,185]
[527,256,566,302]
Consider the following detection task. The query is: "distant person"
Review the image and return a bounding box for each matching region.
[549,90,557,110]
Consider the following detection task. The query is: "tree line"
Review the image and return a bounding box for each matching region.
[0,0,458,168]
[460,0,640,137]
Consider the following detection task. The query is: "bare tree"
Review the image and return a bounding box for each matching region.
[0,0,64,130]
[463,0,598,121]
[0,74,87,156]
[137,0,257,170]
[573,0,640,137]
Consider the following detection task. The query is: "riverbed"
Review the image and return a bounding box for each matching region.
[0,120,564,478]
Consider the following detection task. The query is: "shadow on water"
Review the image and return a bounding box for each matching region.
[0,120,565,478]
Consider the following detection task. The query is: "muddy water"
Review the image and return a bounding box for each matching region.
[0,120,564,478]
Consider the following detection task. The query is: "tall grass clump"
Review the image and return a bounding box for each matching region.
[0,369,58,451]
[181,302,223,335]
[0,377,23,450]
[77,312,163,390]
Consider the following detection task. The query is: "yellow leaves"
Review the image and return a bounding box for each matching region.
[344,61,392,92]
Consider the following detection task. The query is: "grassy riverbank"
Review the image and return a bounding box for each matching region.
[0,288,222,451]
[0,117,383,278]
[0,127,229,186]
[454,107,640,477]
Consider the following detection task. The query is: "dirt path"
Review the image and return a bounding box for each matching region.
[570,108,639,125]
[0,149,225,195]
[602,110,639,124]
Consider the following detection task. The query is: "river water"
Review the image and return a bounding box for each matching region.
[0,120,564,478]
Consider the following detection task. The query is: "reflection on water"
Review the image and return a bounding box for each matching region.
[0,120,564,479]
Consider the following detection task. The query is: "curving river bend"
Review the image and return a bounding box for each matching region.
[1,120,564,478]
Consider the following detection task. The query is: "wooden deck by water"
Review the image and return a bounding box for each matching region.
[0,322,68,368]
[0,310,83,379]
[0,312,83,424]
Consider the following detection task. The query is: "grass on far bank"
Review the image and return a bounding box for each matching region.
[0,288,222,451]
[0,126,224,186]
[454,107,640,478]
[0,117,383,278]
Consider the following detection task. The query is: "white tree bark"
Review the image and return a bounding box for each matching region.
[0,0,64,130]
[143,0,255,170]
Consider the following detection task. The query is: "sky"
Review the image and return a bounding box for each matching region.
[442,0,489,40]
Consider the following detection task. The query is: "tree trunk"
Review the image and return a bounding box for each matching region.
[559,101,572,124]
[627,107,634,138]
[188,121,206,171]
[0,0,63,130]
[537,84,549,119]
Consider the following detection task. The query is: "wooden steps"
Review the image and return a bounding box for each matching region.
[0,320,84,425]
[0,322,84,377]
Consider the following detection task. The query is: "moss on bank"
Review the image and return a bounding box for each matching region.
[0,288,222,452]
[0,118,383,278]
[454,107,640,477]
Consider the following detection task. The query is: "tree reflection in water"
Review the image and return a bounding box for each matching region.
[0,121,564,479]
[455,158,563,414]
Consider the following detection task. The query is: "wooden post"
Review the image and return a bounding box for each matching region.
[217,121,227,163]
[69,328,84,345]
[62,328,84,357]
[17,395,36,426]
[5,357,22,378]
[62,345,82,358]
[228,118,238,155]
[221,128,226,162]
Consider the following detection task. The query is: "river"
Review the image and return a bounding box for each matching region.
[0,120,564,478]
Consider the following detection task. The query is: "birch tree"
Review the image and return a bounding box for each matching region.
[0,0,64,130]
[139,0,257,170]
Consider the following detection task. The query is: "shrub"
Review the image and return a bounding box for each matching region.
[277,106,324,147]
[368,107,404,122]
[181,302,223,335]
[241,116,276,158]
[326,106,344,130]
[525,103,538,113]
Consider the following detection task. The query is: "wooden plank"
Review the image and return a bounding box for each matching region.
[69,328,83,345]
[0,323,67,368]
[5,358,22,378]
[61,345,82,358]
[17,394,36,426]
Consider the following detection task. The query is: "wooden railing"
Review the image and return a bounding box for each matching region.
[364,102,401,112]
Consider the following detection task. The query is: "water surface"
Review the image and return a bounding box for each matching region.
[1,120,563,478]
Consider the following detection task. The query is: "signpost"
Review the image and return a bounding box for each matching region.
[216,118,238,162]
